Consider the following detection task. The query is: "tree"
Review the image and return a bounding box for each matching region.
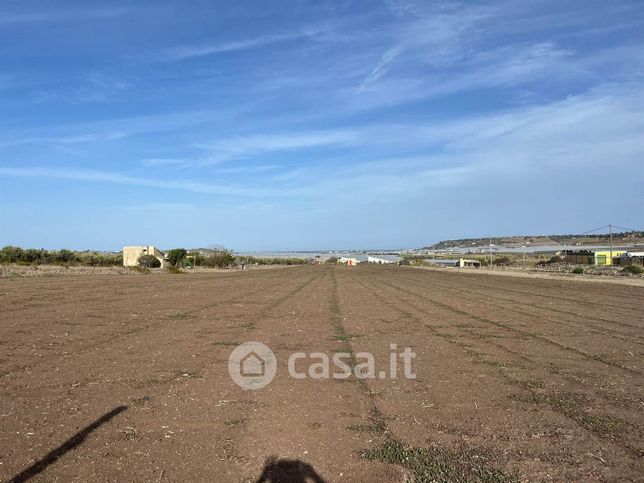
[138,254,161,268]
[167,248,187,267]
[197,250,234,268]
[210,249,235,267]
[56,249,77,264]
[0,246,24,263]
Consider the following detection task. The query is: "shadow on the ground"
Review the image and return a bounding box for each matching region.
[10,405,128,483]
[255,456,326,483]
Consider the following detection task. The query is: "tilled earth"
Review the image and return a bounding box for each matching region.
[0,265,642,481]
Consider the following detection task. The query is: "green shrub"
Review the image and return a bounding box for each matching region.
[493,256,513,266]
[167,265,184,274]
[77,252,122,266]
[539,255,564,266]
[623,264,643,275]
[138,254,161,268]
[0,246,25,263]
[0,246,122,267]
[198,250,236,268]
[235,255,308,266]
[55,249,77,263]
[167,248,187,267]
[572,267,584,274]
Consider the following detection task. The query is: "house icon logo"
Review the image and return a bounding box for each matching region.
[240,351,265,377]
[228,342,276,389]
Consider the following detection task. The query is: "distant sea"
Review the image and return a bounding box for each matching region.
[234,251,395,259]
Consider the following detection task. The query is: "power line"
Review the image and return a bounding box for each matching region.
[612,225,642,233]
[575,224,642,237]
[576,224,610,236]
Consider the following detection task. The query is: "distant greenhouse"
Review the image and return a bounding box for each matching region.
[338,254,402,265]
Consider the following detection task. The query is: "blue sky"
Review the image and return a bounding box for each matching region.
[1,0,643,251]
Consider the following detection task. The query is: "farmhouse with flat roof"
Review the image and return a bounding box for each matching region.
[123,245,167,268]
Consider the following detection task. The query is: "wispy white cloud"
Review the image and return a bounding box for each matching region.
[260,84,644,202]
[140,158,190,168]
[0,167,270,197]
[163,33,298,60]
[0,7,135,25]
[411,84,644,159]
[193,130,357,165]
[161,24,332,61]
[215,165,279,174]
[358,2,495,89]
[359,46,404,91]
[33,71,133,104]
[133,131,357,168]
[472,42,575,86]
[124,202,197,211]
[0,109,222,147]
[350,40,586,110]
[347,1,643,112]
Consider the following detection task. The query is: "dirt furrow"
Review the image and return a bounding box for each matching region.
[386,270,644,345]
[371,270,641,375]
[403,269,643,331]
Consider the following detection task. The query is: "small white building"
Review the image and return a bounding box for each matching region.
[338,256,362,266]
[424,258,481,268]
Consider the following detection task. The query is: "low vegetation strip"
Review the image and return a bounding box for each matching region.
[0,245,310,270]
[360,441,515,483]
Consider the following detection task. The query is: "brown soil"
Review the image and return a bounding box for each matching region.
[413,265,644,287]
[0,265,642,481]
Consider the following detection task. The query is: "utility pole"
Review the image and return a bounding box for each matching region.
[489,237,493,267]
[609,223,613,265]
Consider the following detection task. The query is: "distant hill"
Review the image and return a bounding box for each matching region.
[422,232,644,250]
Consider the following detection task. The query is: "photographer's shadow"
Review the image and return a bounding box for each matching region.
[255,456,326,483]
